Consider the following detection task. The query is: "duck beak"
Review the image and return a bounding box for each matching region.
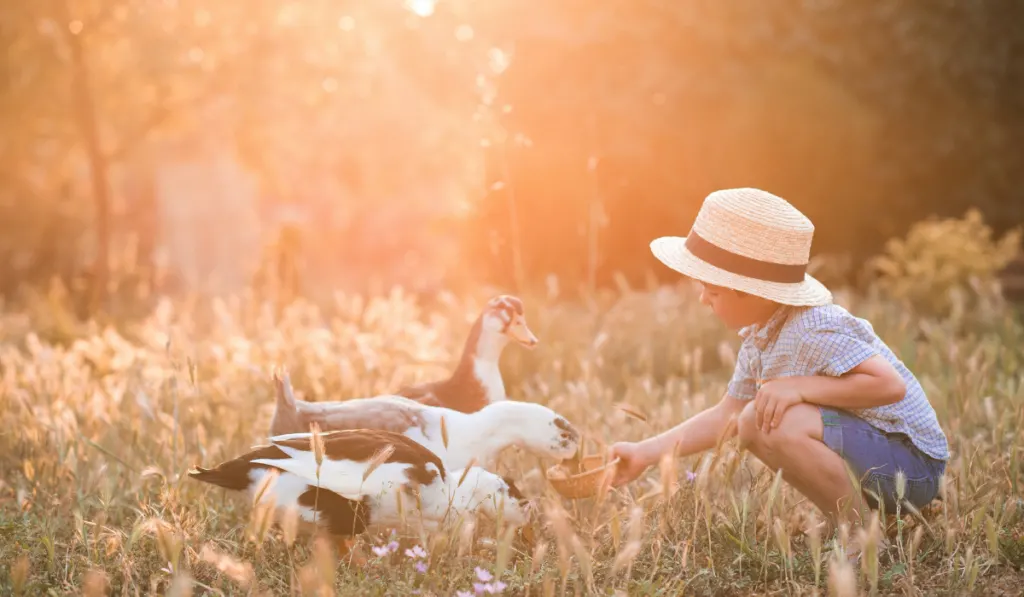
[507,319,539,348]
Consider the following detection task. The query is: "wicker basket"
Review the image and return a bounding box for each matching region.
[546,455,620,499]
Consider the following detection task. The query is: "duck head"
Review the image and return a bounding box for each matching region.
[480,295,538,349]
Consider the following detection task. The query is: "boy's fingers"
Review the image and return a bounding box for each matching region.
[761,400,775,433]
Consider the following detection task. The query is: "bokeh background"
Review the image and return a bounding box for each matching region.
[3,0,1023,313]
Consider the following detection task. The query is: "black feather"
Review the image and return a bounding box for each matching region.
[297,487,372,536]
[188,445,290,491]
[502,476,525,500]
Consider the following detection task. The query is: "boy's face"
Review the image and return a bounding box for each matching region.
[697,282,778,329]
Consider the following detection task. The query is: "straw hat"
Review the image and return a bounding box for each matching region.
[650,188,832,306]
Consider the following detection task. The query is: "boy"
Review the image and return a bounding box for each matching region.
[609,188,948,543]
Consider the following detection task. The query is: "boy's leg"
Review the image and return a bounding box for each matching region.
[737,402,945,532]
[737,402,869,530]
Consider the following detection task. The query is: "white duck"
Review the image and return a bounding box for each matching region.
[268,295,537,436]
[266,372,580,471]
[188,428,529,552]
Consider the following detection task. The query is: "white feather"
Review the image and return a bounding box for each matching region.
[248,468,320,524]
[251,451,428,501]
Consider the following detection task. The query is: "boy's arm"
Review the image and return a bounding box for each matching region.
[756,354,907,431]
[776,354,906,409]
[633,394,746,465]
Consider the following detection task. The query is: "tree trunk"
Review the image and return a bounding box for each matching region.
[62,3,111,315]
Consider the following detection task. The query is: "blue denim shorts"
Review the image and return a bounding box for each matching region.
[819,407,946,514]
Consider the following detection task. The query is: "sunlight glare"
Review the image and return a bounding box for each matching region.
[405,0,436,18]
[488,48,510,74]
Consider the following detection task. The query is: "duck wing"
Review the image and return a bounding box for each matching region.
[295,396,433,437]
[250,446,367,499]
[397,376,488,413]
[190,454,373,536]
[395,381,442,405]
[262,428,446,497]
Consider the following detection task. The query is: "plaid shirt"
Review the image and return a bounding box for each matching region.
[727,303,949,461]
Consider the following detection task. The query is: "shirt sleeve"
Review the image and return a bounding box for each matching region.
[726,343,758,400]
[796,325,880,377]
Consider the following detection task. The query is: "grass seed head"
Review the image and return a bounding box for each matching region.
[458,519,476,557]
[280,504,301,547]
[252,469,280,508]
[81,569,109,597]
[531,540,548,575]
[312,535,337,593]
[309,421,325,468]
[827,553,858,597]
[166,573,194,597]
[11,554,29,595]
[909,525,924,565]
[895,469,907,502]
[200,544,255,588]
[658,451,677,500]
[456,458,478,488]
[362,443,396,481]
[617,402,648,423]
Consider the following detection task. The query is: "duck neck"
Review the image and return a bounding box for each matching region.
[446,404,522,468]
[451,317,508,405]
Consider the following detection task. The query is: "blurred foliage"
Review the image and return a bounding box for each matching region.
[867,209,1022,319]
[468,0,1024,292]
[1,0,1023,310]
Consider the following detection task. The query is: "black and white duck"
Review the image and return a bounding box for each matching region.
[188,428,530,555]
[266,372,580,472]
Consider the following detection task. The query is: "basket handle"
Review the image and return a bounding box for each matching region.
[569,457,621,479]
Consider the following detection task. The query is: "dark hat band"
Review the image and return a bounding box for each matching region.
[685,231,807,284]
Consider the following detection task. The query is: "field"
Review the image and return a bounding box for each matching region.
[1,279,1023,596]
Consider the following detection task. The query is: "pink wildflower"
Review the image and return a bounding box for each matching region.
[405,545,427,559]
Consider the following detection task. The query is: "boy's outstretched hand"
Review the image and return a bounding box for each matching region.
[607,441,652,487]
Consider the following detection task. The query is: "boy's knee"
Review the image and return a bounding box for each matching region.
[738,402,820,454]
[736,401,761,449]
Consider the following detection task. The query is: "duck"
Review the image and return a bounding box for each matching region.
[188,428,530,557]
[266,371,579,472]
[395,295,538,412]
[268,295,537,438]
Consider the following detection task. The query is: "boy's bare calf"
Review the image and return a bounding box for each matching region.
[737,402,867,531]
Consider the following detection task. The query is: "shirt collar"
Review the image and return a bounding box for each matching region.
[738,305,791,349]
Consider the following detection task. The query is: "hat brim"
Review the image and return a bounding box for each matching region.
[650,236,832,307]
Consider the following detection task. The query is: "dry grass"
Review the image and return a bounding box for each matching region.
[1,282,1023,596]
